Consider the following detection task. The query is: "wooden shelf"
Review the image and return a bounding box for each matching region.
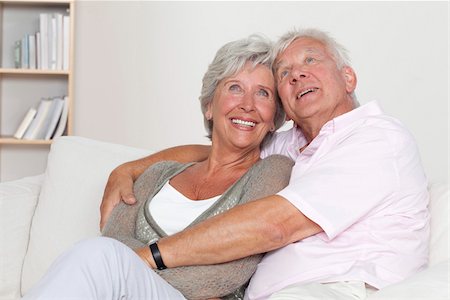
[0,0,74,179]
[0,136,52,145]
[0,0,71,4]
[0,68,69,75]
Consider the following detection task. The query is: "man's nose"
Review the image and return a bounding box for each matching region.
[289,67,308,84]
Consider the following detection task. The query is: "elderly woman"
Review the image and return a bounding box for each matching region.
[23,35,293,300]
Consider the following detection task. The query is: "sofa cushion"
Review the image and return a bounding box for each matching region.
[21,136,152,295]
[0,175,43,300]
[428,182,449,266]
[366,260,449,300]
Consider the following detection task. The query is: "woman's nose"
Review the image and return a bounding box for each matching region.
[240,94,255,112]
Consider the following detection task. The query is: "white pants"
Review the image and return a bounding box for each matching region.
[268,281,376,300]
[22,237,186,300]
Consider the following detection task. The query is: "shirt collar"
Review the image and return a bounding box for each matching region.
[292,101,384,153]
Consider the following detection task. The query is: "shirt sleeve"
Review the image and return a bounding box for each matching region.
[278,125,400,240]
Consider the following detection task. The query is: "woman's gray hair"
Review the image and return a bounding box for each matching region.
[200,34,285,140]
[273,28,358,103]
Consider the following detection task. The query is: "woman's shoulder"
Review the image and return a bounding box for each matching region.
[257,154,294,169]
[137,161,193,184]
[245,155,294,181]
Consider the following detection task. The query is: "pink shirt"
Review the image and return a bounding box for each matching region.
[246,101,430,300]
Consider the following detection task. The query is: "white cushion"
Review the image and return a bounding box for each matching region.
[366,260,449,300]
[428,182,449,265]
[21,136,151,295]
[0,175,43,300]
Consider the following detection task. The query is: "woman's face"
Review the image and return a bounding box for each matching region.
[206,62,276,152]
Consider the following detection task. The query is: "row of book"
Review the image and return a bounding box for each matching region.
[14,96,69,140]
[14,13,70,70]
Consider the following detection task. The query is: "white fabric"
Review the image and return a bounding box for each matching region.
[0,175,43,299]
[366,260,449,300]
[23,237,186,300]
[21,136,152,295]
[267,281,371,300]
[149,182,220,235]
[249,101,429,299]
[427,182,449,266]
[1,135,445,300]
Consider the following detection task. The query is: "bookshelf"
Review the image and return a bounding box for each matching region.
[0,0,74,179]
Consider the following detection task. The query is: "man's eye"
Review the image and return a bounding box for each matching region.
[279,70,289,79]
[256,89,269,97]
[305,57,316,64]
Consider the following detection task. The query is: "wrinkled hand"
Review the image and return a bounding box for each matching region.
[100,164,137,230]
[135,246,155,269]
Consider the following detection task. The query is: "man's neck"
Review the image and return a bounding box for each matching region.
[297,98,356,143]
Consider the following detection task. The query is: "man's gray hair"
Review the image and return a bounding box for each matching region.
[200,34,285,139]
[273,28,358,104]
[273,28,352,69]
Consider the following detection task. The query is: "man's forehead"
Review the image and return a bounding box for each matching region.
[275,46,322,69]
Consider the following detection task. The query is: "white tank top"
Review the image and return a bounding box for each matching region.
[148,181,221,235]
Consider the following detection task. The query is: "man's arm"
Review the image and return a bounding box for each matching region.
[100,144,210,229]
[136,195,323,269]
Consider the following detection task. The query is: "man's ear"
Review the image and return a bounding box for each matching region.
[342,66,357,93]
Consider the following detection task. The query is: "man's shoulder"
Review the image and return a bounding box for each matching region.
[261,127,299,157]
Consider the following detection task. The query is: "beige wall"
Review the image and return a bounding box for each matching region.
[3,1,449,183]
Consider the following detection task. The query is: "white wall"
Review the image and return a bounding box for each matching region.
[70,1,447,184]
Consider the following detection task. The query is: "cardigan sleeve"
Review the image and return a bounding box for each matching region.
[101,161,182,249]
[155,155,294,300]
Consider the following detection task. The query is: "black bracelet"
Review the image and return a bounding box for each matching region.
[149,242,167,270]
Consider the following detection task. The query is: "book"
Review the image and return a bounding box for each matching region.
[49,14,57,70]
[56,13,63,70]
[14,40,21,68]
[13,108,37,139]
[36,32,41,69]
[21,36,29,69]
[52,96,69,139]
[63,15,70,70]
[23,99,53,140]
[44,97,65,140]
[39,13,49,69]
[28,34,37,69]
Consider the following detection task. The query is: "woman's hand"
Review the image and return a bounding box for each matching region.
[100,163,137,230]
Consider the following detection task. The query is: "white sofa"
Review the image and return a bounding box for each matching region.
[0,136,448,300]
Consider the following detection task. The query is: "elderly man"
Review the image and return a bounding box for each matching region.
[101,28,429,300]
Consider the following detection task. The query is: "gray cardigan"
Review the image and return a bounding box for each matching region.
[103,154,293,300]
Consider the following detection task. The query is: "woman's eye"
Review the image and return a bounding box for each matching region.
[229,84,243,93]
[256,89,269,97]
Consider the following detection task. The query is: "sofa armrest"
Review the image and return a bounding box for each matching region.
[367,260,449,300]
[428,182,449,266]
[0,174,44,300]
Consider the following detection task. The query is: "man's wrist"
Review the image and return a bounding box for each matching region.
[149,242,168,270]
[135,246,157,269]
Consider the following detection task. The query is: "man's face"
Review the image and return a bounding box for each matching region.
[274,37,356,126]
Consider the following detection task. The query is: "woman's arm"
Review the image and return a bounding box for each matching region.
[100,144,210,229]
[139,155,296,300]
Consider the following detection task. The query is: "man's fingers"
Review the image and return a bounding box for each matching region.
[121,191,137,205]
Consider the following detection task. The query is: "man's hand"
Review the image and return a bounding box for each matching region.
[99,145,211,230]
[135,246,156,269]
[100,163,137,230]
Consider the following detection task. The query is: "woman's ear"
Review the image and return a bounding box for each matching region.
[342,66,357,93]
[205,102,213,120]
